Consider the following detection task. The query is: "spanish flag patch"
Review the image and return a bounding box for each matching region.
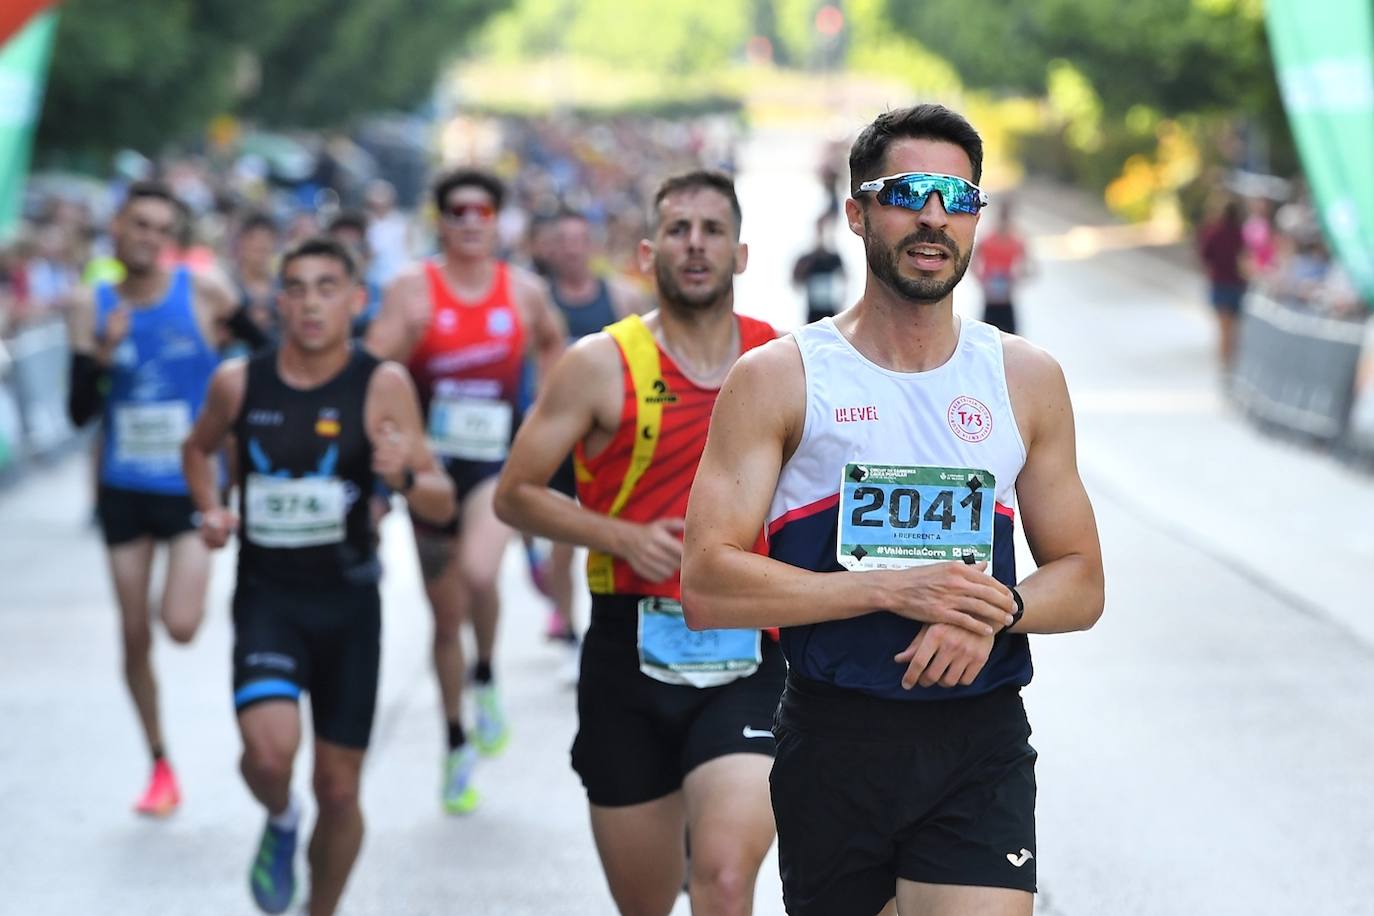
[315,414,341,438]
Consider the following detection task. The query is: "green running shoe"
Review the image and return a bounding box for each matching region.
[442,744,480,815]
[473,683,510,755]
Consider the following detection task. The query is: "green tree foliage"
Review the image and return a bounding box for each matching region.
[243,0,507,127]
[37,0,506,157]
[482,0,751,76]
[38,0,253,155]
[886,0,1274,119]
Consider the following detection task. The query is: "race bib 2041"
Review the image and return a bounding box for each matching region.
[837,463,995,571]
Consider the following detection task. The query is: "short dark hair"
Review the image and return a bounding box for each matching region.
[279,236,357,281]
[652,170,742,236]
[327,209,369,237]
[120,180,179,213]
[849,104,984,197]
[238,210,279,237]
[432,168,505,214]
[555,206,588,224]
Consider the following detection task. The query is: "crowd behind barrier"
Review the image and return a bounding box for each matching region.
[1202,176,1374,461]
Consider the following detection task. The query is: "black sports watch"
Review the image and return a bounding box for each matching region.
[1002,586,1025,633]
[400,467,416,493]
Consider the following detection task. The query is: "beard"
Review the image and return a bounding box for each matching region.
[864,217,972,304]
[655,256,735,313]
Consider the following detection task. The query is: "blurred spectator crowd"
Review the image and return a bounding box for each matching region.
[1200,174,1367,320]
[0,111,741,473]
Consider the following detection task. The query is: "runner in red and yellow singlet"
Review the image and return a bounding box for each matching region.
[366,168,565,814]
[496,171,783,916]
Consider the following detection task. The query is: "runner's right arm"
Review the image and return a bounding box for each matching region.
[181,360,247,548]
[494,335,685,583]
[363,361,455,526]
[66,285,128,426]
[363,266,426,363]
[680,337,1014,634]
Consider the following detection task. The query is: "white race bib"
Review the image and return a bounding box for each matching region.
[245,473,347,548]
[428,396,512,461]
[113,401,191,467]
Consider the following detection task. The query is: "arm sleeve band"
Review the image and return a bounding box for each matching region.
[226,305,269,350]
[68,352,109,427]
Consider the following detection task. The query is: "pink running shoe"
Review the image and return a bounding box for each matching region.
[134,759,181,817]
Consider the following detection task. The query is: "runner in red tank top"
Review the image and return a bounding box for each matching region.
[495,171,784,915]
[573,312,775,597]
[365,169,565,814]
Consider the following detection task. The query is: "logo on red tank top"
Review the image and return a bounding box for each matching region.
[947,395,992,442]
[487,308,515,337]
[646,379,678,404]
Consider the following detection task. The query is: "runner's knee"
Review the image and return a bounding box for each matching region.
[689,847,756,910]
[313,766,361,814]
[164,616,198,644]
[241,742,293,786]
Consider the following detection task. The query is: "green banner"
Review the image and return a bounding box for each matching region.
[1266,0,1374,308]
[0,11,57,241]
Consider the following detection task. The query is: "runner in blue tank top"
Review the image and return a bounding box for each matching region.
[66,181,267,818]
[530,208,650,665]
[684,105,1105,916]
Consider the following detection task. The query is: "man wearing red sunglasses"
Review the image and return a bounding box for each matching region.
[684,104,1105,916]
[366,168,565,814]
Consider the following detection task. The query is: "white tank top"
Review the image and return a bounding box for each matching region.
[766,316,1031,700]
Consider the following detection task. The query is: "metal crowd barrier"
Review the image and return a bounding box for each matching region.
[0,317,75,475]
[1231,292,1368,443]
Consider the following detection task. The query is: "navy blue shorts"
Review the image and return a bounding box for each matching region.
[1209,282,1246,315]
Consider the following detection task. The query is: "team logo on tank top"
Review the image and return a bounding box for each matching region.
[487,308,515,336]
[947,395,993,443]
[315,407,341,438]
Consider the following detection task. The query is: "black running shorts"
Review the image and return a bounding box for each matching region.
[410,456,502,539]
[771,672,1038,915]
[96,485,197,546]
[571,594,786,807]
[231,574,381,749]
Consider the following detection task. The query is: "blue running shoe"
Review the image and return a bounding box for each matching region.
[249,820,297,914]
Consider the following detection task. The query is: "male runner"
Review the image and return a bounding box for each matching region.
[495,171,782,916]
[324,210,383,340]
[972,202,1031,335]
[182,237,453,915]
[682,105,1105,916]
[229,211,282,345]
[536,208,651,649]
[66,180,265,816]
[365,168,565,812]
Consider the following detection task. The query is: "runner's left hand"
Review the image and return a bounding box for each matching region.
[372,419,409,489]
[893,623,995,689]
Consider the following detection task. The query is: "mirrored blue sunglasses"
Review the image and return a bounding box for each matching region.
[856,172,989,215]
